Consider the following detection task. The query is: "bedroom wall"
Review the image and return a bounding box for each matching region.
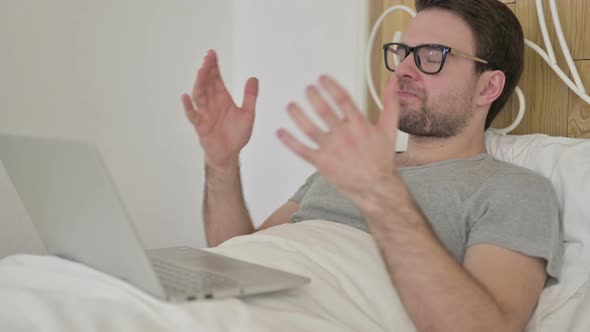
[0,0,234,256]
[232,0,369,227]
[0,0,370,257]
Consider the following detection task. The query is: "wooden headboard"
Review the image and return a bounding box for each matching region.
[367,0,590,138]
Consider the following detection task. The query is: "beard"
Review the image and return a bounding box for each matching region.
[397,78,475,138]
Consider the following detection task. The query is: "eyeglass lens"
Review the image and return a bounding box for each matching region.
[386,44,444,74]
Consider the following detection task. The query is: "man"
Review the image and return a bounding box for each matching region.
[181,0,563,331]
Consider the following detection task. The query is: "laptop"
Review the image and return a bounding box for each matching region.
[0,133,310,302]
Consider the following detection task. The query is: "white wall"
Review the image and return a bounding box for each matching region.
[0,0,372,256]
[0,0,234,256]
[232,0,368,226]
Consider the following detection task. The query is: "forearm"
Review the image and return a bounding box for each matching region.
[203,161,255,247]
[361,177,511,332]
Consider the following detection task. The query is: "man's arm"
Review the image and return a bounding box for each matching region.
[203,162,253,247]
[277,76,547,331]
[257,200,299,231]
[361,175,547,332]
[203,162,297,247]
[182,49,286,247]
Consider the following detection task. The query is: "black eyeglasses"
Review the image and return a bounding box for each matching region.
[383,42,490,75]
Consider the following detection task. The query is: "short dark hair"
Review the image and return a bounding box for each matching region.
[415,0,524,129]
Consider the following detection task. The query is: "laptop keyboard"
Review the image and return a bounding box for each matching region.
[150,256,241,295]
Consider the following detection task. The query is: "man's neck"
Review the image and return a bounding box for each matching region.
[396,131,486,168]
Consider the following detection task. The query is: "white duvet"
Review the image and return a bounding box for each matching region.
[0,220,416,332]
[1,219,587,332]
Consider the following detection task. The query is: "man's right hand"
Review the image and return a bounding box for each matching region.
[182,50,259,170]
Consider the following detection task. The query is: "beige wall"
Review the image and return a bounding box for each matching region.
[0,0,370,257]
[0,0,234,257]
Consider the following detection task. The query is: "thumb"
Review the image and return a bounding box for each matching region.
[241,77,259,113]
[378,77,400,142]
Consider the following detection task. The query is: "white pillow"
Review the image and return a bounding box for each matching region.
[485,131,590,327]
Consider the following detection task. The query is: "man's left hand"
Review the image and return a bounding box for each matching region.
[277,75,401,206]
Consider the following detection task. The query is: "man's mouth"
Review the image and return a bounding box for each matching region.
[398,90,418,99]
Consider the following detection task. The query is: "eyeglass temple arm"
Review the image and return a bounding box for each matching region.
[450,49,489,64]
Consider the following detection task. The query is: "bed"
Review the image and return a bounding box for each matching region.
[1,1,590,331]
[0,131,589,332]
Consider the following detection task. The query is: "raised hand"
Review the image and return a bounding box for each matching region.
[182,50,259,170]
[277,75,400,205]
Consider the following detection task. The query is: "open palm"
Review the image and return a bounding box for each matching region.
[182,50,259,169]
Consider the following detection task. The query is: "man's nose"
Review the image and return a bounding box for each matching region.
[394,53,420,81]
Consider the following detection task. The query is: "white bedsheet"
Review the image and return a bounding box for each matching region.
[533,277,590,332]
[3,219,588,331]
[0,220,416,332]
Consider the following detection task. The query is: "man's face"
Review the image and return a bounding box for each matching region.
[395,9,480,138]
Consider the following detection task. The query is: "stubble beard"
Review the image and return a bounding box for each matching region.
[397,79,475,138]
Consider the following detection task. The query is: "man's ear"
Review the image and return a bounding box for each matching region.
[475,70,505,107]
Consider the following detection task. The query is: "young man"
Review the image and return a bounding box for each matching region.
[181,0,563,331]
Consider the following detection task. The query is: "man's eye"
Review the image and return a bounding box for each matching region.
[393,48,405,56]
[424,49,441,63]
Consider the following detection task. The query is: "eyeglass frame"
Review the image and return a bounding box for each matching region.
[383,42,491,75]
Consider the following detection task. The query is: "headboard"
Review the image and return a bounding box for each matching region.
[367,0,590,138]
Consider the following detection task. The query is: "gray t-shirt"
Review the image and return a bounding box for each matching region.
[289,153,563,281]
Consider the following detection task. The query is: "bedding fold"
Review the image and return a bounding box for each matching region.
[0,220,416,332]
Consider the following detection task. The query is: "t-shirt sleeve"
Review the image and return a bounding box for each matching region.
[466,171,564,281]
[288,172,320,204]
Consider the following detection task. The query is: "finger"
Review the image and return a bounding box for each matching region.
[306,85,339,129]
[182,93,202,125]
[193,68,209,108]
[241,77,259,113]
[379,76,400,142]
[192,51,213,108]
[287,102,326,144]
[277,128,317,165]
[318,75,363,120]
[192,50,225,107]
[203,51,227,94]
